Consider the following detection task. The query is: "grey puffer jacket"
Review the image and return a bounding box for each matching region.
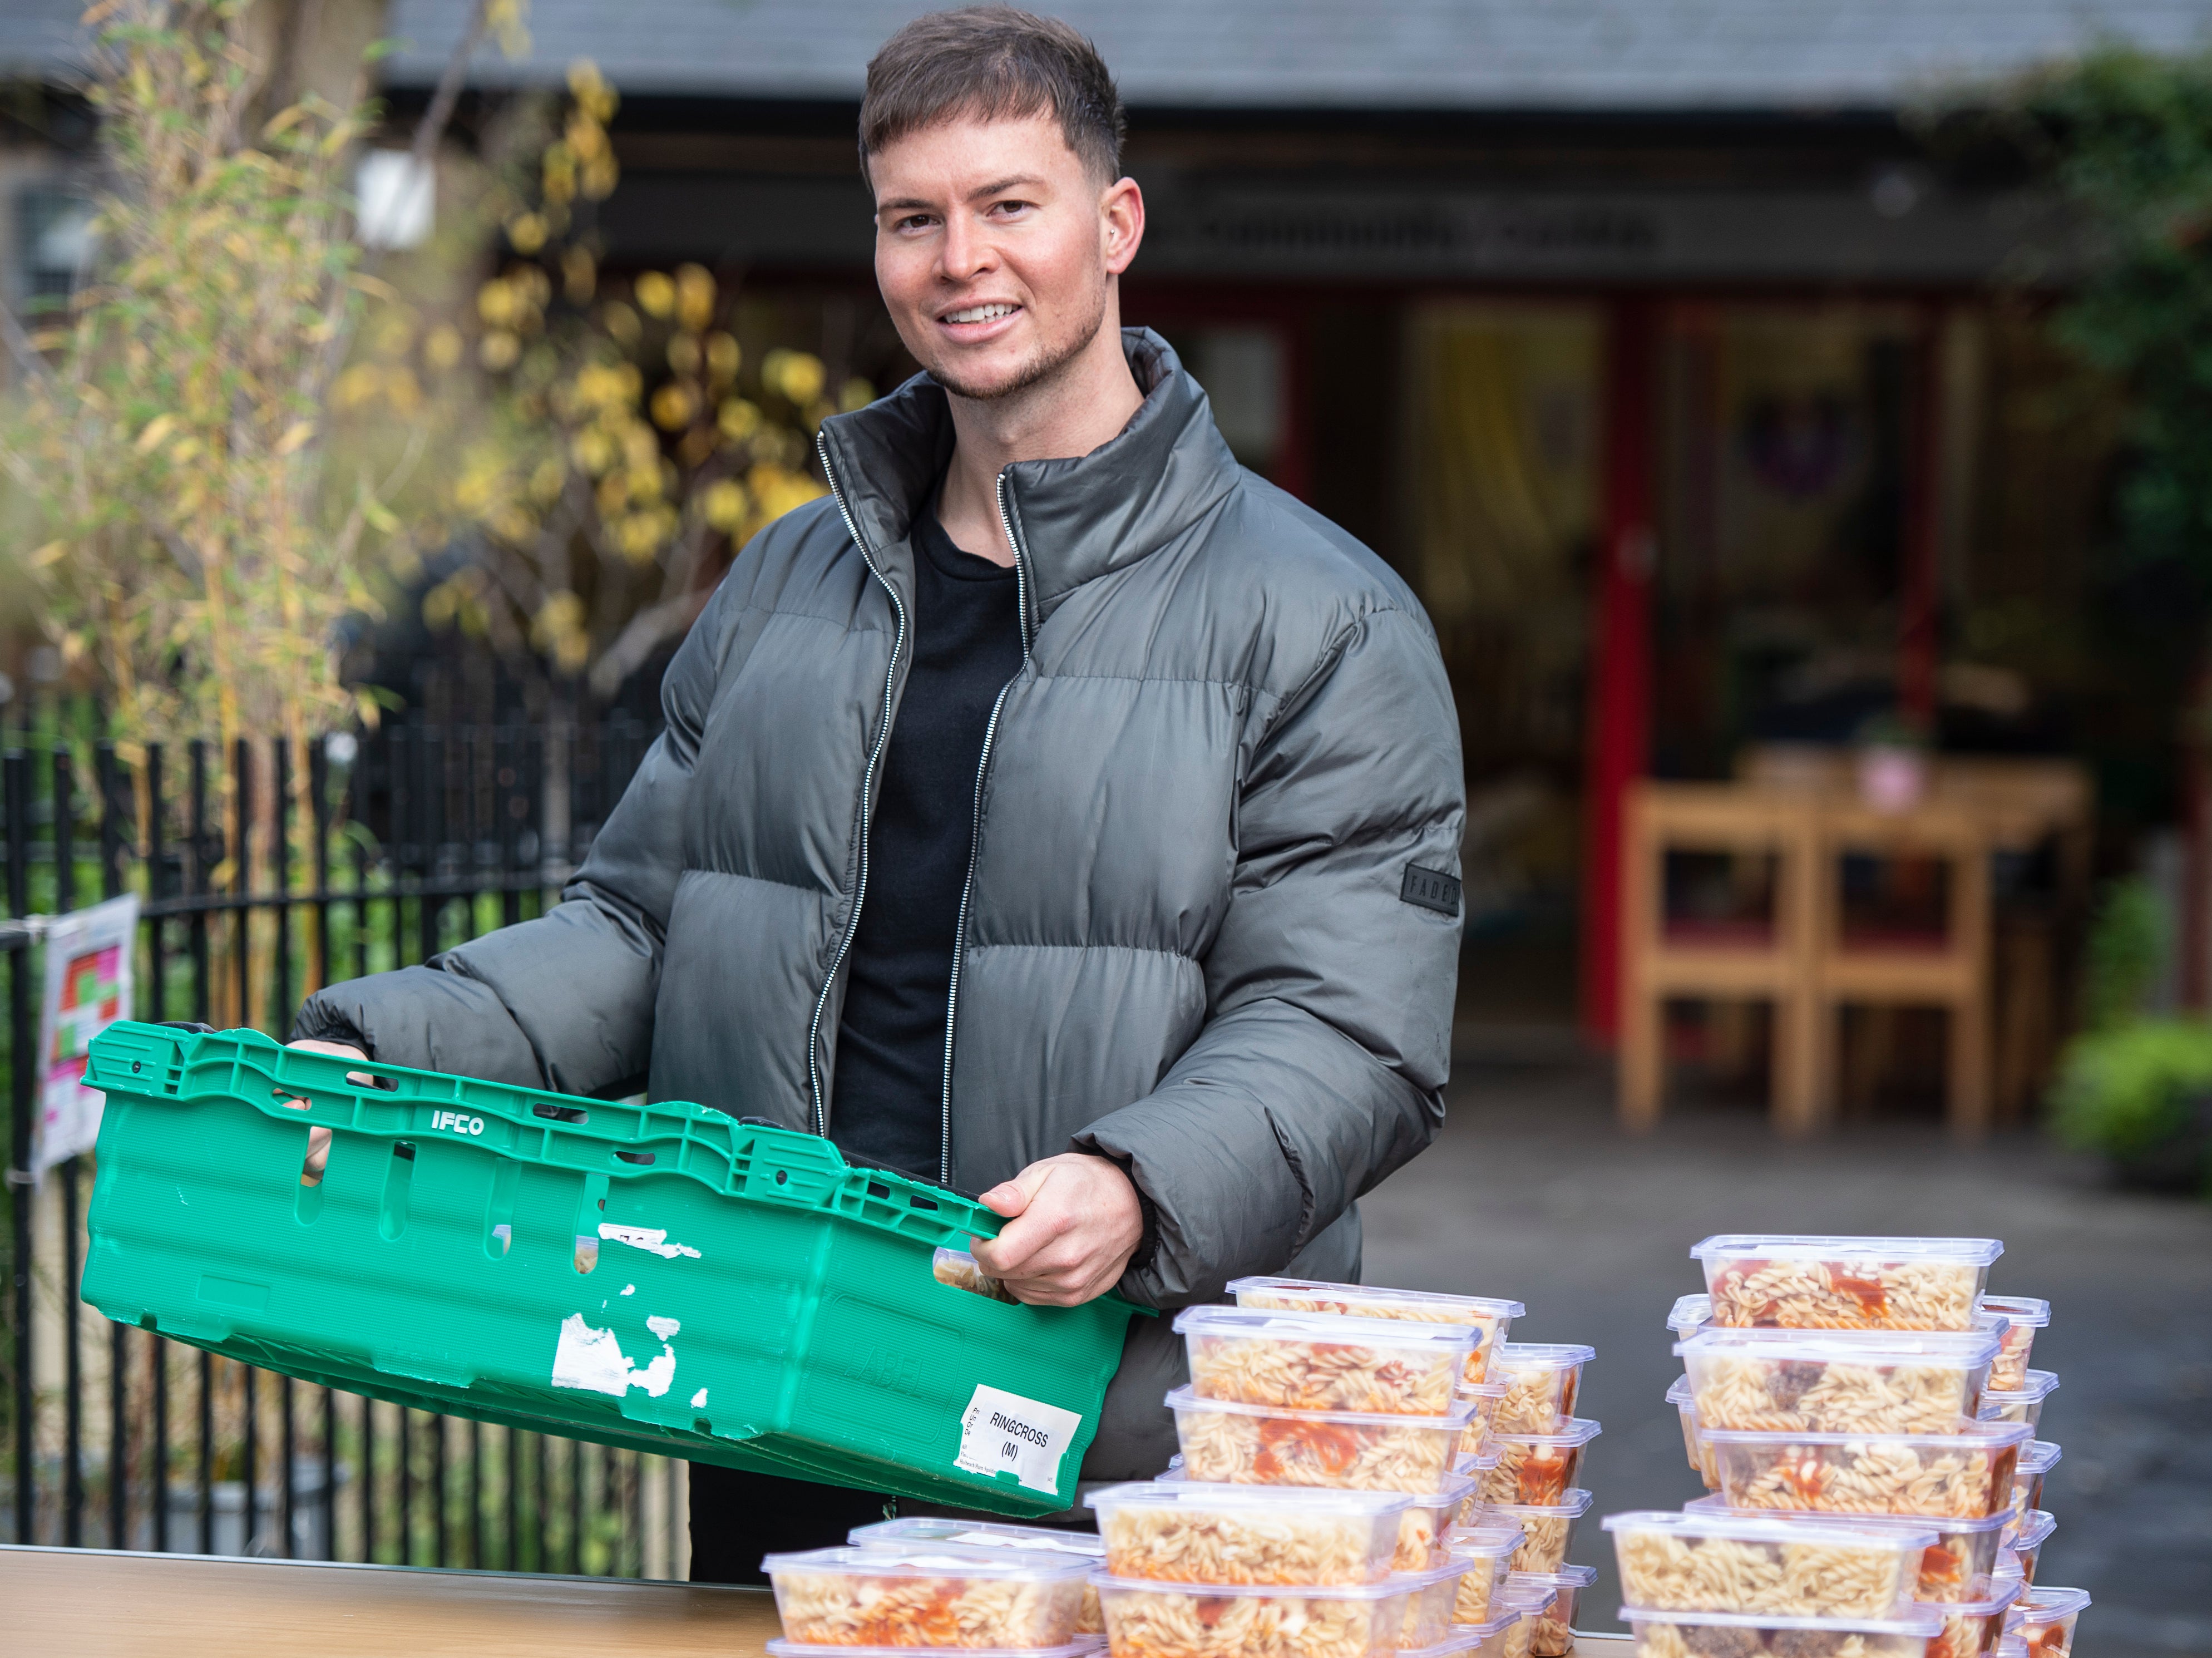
[298,329,1465,1480]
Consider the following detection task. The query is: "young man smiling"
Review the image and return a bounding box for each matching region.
[294,8,1465,1575]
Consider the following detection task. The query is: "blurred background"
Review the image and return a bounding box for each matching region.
[0,1,2208,1651]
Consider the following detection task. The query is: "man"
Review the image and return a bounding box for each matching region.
[294,7,1464,1580]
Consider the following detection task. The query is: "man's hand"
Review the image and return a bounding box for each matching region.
[284,1039,369,1184]
[969,1153,1144,1307]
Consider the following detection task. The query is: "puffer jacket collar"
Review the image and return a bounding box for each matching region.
[816,328,1241,626]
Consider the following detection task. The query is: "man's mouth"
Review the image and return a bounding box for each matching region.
[941,302,1021,325]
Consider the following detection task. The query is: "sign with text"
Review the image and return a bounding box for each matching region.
[34,893,139,1182]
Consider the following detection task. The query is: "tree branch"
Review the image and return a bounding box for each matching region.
[412,0,495,170]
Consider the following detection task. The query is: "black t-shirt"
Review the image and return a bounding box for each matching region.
[828,500,1024,1178]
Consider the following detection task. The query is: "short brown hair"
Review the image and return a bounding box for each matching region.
[860,7,1125,184]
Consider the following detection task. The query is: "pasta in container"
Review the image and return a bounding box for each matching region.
[1456,1382,1510,1456]
[1176,1307,1475,1417]
[1166,1385,1479,1494]
[764,1546,1092,1649]
[1490,1346,1596,1434]
[1691,1236,2002,1333]
[1089,1570,1416,1658]
[1480,1418,1602,1506]
[1622,1604,1944,1658]
[2004,1513,2055,1586]
[1974,1373,2057,1433]
[1977,1299,2048,1393]
[2007,1443,2060,1530]
[848,1519,1104,1635]
[1672,1296,2013,1352]
[932,1247,1017,1304]
[2001,1585,2088,1658]
[1603,1509,1930,1620]
[1924,1570,2022,1658]
[1494,1585,1560,1658]
[1703,1420,2032,1520]
[1398,1596,1543,1658]
[1676,1329,1998,1434]
[1458,1489,1592,1575]
[1442,1523,1524,1625]
[1393,1472,1482,1570]
[1668,1379,1717,1488]
[1230,1279,1525,1387]
[1399,1558,1483,1650]
[1680,1496,2013,1606]
[765,1642,1102,1658]
[1084,1482,1408,1587]
[1514,1564,1597,1657]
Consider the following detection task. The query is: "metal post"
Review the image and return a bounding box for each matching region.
[6,749,35,1546]
[55,749,83,1548]
[145,743,171,1552]
[100,744,128,1549]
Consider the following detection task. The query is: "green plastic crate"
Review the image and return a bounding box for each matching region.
[81,1022,1145,1516]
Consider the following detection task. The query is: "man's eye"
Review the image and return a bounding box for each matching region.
[892,214,935,232]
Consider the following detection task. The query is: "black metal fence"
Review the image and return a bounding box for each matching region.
[0,714,690,1572]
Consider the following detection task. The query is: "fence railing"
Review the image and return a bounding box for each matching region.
[1,714,693,1573]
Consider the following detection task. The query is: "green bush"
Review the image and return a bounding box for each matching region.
[2078,875,2165,1032]
[2049,1017,2212,1166]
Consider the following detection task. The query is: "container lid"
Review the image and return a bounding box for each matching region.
[1230,1277,1526,1322]
[1087,1570,1421,1602]
[1978,1295,2052,1328]
[2019,1439,2061,1473]
[1084,1481,1413,1519]
[1401,1471,1482,1512]
[1948,1575,2027,1618]
[1443,1522,1527,1561]
[2012,1509,2057,1550]
[1620,1605,1945,1636]
[849,1517,1103,1557]
[1164,1381,1479,1430]
[1665,1376,1693,1406]
[1510,1564,1598,1588]
[1398,1626,1513,1658]
[1490,1417,1603,1449]
[768,1644,1103,1658]
[1682,1493,2015,1536]
[1173,1305,1480,1355]
[1455,1380,1510,1402]
[1493,1342,1598,1369]
[1668,1295,1711,1337]
[1676,1328,2000,1364]
[1463,1488,1594,1520]
[1451,1443,1505,1472]
[1691,1234,2003,1266]
[1497,1584,1561,1616]
[1981,1370,2060,1404]
[1602,1510,1938,1548]
[1698,1419,2035,1451]
[763,1544,1093,1582]
[1994,1640,2027,1658]
[2012,1585,2091,1617]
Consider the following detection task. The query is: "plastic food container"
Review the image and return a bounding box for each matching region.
[1926,1570,2023,1658]
[1515,1565,1596,1657]
[1677,1327,1999,1434]
[1176,1307,1475,1417]
[767,1644,1102,1658]
[2002,1585,2088,1658]
[1480,1418,1602,1506]
[1691,1236,2003,1332]
[848,1518,1105,1634]
[1084,1482,1408,1586]
[1978,1298,2050,1391]
[1394,1472,1483,1570]
[1229,1279,1525,1386]
[1680,1494,2012,1605]
[1604,1508,1930,1618]
[1490,1345,1597,1434]
[1666,1379,1717,1489]
[764,1545,1093,1649]
[1166,1384,1479,1493]
[2007,1512,2055,1585]
[1456,1381,1510,1455]
[1398,1596,1545,1658]
[1401,1558,1483,1650]
[1976,1371,2058,1432]
[1495,1585,1561,1658]
[1442,1522,1524,1624]
[1620,1603,1944,1658]
[1460,1489,1593,1575]
[1673,1293,2013,1350]
[1089,1570,1417,1658]
[1703,1419,2033,1519]
[2008,1443,2060,1528]
[932,1246,1016,1302]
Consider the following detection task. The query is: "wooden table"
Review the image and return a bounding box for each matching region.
[2,1543,1635,1656]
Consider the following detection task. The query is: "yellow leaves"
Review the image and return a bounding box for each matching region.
[699,478,749,532]
[135,413,178,453]
[29,540,68,570]
[567,60,619,124]
[275,420,314,456]
[840,377,877,413]
[541,145,576,207]
[528,457,567,503]
[570,428,615,475]
[718,397,763,442]
[478,277,522,328]
[649,382,696,431]
[674,263,716,331]
[333,362,382,409]
[634,271,675,319]
[563,245,596,304]
[748,461,828,525]
[762,348,826,406]
[666,332,701,376]
[621,420,661,480]
[581,152,619,201]
[488,503,536,544]
[572,361,642,411]
[424,324,463,371]
[532,590,591,672]
[707,331,742,382]
[602,300,640,347]
[480,330,521,371]
[507,212,548,254]
[614,505,678,564]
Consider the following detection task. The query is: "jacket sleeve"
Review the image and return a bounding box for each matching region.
[1071,604,1465,1306]
[291,582,729,1096]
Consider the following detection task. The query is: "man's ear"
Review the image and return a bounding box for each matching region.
[1102,175,1145,275]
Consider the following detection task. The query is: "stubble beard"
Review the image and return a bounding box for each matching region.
[925,274,1109,405]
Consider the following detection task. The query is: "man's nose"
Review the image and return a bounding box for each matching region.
[938,214,995,283]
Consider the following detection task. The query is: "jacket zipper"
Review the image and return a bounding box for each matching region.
[936,470,1035,1185]
[807,432,910,1138]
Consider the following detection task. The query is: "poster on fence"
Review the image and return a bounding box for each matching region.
[33,892,140,1183]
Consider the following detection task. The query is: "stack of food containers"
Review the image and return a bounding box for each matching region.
[763,1537,1102,1658]
[1607,1233,2091,1658]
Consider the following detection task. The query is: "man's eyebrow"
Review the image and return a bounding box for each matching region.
[875,174,1046,216]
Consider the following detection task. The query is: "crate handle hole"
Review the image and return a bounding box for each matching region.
[573,1236,600,1274]
[378,1141,417,1240]
[615,1149,655,1166]
[275,1088,313,1112]
[534,1103,590,1124]
[909,1193,937,1211]
[866,1181,890,1200]
[774,1169,787,1186]
[299,1126,333,1187]
[347,1070,397,1092]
